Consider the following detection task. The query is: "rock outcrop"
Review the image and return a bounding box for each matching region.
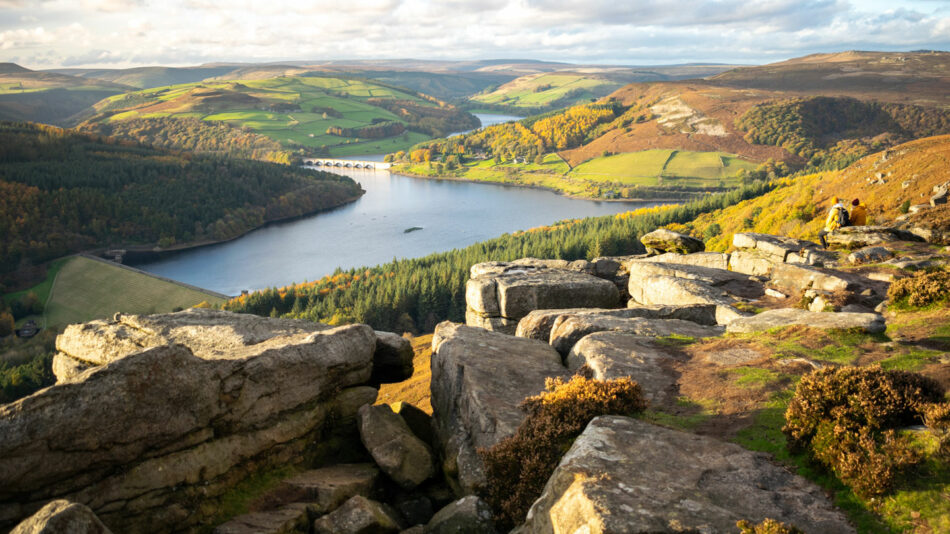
[0,309,378,533]
[727,308,887,334]
[640,228,705,254]
[430,322,567,493]
[548,314,722,358]
[465,262,620,334]
[515,304,717,342]
[312,495,402,534]
[425,496,496,534]
[357,405,435,490]
[565,332,678,403]
[53,309,404,385]
[11,500,112,534]
[517,416,856,534]
[825,225,924,249]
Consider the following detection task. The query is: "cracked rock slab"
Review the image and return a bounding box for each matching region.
[727,308,886,334]
[516,416,855,534]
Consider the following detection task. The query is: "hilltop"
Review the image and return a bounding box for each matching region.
[0,63,130,125]
[468,64,737,113]
[77,75,479,157]
[708,50,950,107]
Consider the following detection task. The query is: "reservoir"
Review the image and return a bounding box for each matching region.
[130,114,664,295]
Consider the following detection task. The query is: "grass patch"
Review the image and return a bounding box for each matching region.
[639,396,719,431]
[727,367,784,388]
[208,465,300,530]
[3,257,68,312]
[44,256,225,327]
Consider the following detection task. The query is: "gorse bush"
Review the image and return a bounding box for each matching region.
[736,518,804,534]
[478,374,647,529]
[886,268,950,309]
[783,366,945,497]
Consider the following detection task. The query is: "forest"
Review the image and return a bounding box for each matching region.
[79,117,296,163]
[223,181,774,332]
[393,102,624,164]
[0,121,363,287]
[736,96,950,170]
[366,98,480,137]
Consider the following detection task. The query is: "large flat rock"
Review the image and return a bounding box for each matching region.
[549,315,723,357]
[275,464,379,514]
[466,264,620,334]
[825,225,924,249]
[565,332,677,404]
[0,312,377,533]
[517,416,855,534]
[732,232,819,261]
[641,251,730,270]
[727,308,886,334]
[515,305,717,342]
[769,262,851,293]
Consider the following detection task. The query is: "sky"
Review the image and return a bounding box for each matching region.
[0,0,948,69]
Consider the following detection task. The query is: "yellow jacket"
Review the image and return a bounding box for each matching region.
[824,204,848,232]
[850,204,867,226]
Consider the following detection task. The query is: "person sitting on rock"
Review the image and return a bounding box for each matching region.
[849,198,867,226]
[818,196,849,248]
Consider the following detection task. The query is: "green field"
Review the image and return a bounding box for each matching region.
[395,149,757,198]
[570,150,757,187]
[470,73,623,108]
[30,256,226,327]
[86,75,471,156]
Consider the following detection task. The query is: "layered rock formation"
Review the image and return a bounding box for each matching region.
[1,309,380,533]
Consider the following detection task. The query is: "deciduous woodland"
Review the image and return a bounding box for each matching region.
[0,121,363,285]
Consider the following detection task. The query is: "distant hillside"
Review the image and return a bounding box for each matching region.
[0,121,363,286]
[708,50,950,107]
[47,66,240,89]
[0,64,130,125]
[79,75,479,157]
[468,65,739,113]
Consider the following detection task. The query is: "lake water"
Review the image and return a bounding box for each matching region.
[130,114,662,295]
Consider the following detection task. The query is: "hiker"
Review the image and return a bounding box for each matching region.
[849,198,867,226]
[818,196,849,248]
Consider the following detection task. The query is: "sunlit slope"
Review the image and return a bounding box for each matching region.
[0,63,130,125]
[471,72,626,108]
[671,134,950,250]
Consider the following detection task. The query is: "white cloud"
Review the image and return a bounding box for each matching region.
[0,1,947,68]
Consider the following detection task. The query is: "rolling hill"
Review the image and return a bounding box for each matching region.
[79,75,479,157]
[0,63,130,125]
[393,51,950,199]
[708,50,950,107]
[467,64,738,112]
[47,65,241,89]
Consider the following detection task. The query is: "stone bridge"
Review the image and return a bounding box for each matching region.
[303,158,391,170]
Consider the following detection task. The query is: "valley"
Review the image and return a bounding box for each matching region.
[1,31,949,533]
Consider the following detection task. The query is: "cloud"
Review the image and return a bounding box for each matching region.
[0,1,947,69]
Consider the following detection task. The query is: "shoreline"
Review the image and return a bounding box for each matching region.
[390,166,691,203]
[94,190,366,264]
